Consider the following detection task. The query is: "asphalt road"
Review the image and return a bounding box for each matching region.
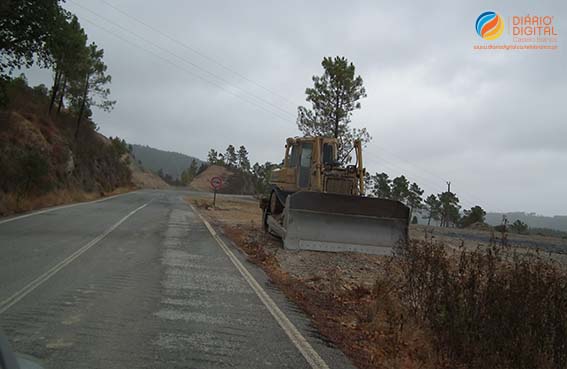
[0,190,356,369]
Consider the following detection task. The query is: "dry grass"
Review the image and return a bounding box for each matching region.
[191,197,261,226]
[390,239,567,369]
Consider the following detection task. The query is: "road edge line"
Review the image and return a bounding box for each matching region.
[0,202,149,314]
[0,191,138,225]
[190,205,330,369]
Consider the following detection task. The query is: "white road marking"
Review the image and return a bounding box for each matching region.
[191,205,330,369]
[0,191,137,225]
[0,202,149,314]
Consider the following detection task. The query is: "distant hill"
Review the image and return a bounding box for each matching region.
[130,144,203,180]
[486,212,567,232]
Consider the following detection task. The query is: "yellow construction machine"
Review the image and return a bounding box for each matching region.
[260,136,410,255]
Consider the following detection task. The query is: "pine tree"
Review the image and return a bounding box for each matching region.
[460,205,486,228]
[371,172,392,199]
[225,145,237,168]
[207,149,218,165]
[438,191,461,227]
[296,56,370,162]
[423,194,441,226]
[406,182,424,218]
[237,145,250,171]
[391,175,410,202]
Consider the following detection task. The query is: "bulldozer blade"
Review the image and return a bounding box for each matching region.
[282,192,409,255]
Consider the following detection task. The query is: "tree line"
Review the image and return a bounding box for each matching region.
[366,172,487,228]
[1,1,114,138]
[207,145,279,194]
[207,145,251,171]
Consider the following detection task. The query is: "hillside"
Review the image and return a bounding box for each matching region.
[129,155,169,190]
[130,144,202,180]
[0,76,165,215]
[486,212,567,233]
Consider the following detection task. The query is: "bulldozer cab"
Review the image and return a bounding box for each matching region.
[284,137,337,190]
[273,136,364,195]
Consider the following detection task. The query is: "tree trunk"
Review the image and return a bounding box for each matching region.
[48,68,61,114]
[75,76,89,140]
[334,94,340,138]
[427,213,432,226]
[57,77,67,114]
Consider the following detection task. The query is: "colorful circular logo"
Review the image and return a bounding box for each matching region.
[476,11,505,40]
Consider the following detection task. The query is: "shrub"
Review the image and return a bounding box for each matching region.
[509,219,530,235]
[109,136,129,157]
[17,149,50,196]
[31,83,48,98]
[391,240,567,369]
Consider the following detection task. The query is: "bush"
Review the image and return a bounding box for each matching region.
[32,83,48,98]
[16,149,50,196]
[510,219,530,235]
[109,136,129,157]
[392,240,567,369]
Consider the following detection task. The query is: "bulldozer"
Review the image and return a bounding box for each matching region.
[260,136,410,255]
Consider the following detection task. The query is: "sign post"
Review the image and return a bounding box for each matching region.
[209,176,223,208]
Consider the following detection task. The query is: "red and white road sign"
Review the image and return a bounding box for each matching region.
[210,176,223,191]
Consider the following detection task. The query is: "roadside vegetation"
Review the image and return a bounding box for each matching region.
[0,76,131,215]
[384,237,567,369]
[1,1,115,129]
[0,1,131,215]
[190,194,567,369]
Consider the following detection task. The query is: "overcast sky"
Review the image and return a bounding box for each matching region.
[24,0,566,215]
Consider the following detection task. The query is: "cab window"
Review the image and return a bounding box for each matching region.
[322,143,335,164]
[288,144,299,167]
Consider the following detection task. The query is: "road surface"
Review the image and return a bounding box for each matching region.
[0,190,355,369]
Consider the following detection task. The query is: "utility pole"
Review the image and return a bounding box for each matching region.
[442,181,451,228]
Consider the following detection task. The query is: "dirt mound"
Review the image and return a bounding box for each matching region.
[129,156,169,189]
[190,165,233,192]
